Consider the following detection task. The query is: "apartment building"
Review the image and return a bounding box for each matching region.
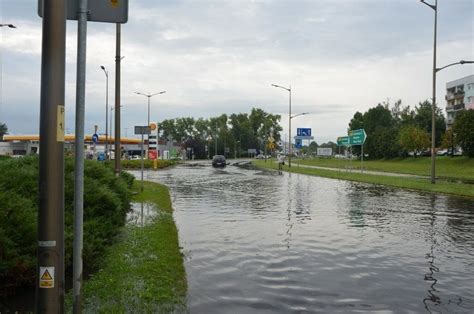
[445,74,474,129]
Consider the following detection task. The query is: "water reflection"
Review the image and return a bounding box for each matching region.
[131,162,474,313]
[127,202,156,226]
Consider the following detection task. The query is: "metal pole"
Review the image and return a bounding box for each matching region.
[37,0,66,312]
[109,107,114,155]
[361,144,364,173]
[115,23,121,175]
[147,96,150,127]
[264,124,267,162]
[289,86,292,167]
[73,0,88,312]
[430,0,437,184]
[141,133,144,192]
[215,123,218,156]
[105,71,108,160]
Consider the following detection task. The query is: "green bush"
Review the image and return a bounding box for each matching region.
[0,156,134,294]
[120,159,176,169]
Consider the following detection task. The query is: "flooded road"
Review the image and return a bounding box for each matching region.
[138,161,474,313]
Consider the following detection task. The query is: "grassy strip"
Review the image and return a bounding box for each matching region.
[253,160,474,198]
[296,157,474,181]
[120,159,176,169]
[77,180,187,312]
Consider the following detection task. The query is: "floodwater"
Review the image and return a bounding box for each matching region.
[138,161,474,313]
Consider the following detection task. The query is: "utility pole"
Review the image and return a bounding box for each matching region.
[215,122,218,156]
[115,23,121,175]
[37,0,66,312]
[73,0,88,312]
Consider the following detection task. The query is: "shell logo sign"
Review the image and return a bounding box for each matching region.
[148,122,159,160]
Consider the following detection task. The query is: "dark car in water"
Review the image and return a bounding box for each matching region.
[212,155,226,167]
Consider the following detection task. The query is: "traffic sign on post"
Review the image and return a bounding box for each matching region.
[337,136,350,146]
[297,128,311,136]
[92,133,99,144]
[38,0,129,23]
[349,129,367,145]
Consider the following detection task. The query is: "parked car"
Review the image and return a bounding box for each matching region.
[130,155,141,160]
[437,149,448,156]
[255,154,264,159]
[212,155,226,167]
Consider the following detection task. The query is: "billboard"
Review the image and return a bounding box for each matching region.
[317,148,333,156]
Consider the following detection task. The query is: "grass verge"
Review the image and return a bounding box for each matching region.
[296,157,474,181]
[253,160,474,198]
[76,180,187,312]
[120,159,177,169]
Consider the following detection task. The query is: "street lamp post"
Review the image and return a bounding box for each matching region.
[135,91,166,126]
[272,84,292,166]
[100,66,109,159]
[420,0,473,184]
[215,122,218,156]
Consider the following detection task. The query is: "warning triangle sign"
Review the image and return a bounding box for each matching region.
[41,269,53,280]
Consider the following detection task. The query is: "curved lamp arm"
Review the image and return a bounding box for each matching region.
[436,60,473,73]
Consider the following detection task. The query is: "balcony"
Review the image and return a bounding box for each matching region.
[445,90,465,101]
[446,103,465,112]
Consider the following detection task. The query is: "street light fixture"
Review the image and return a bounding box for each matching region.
[134,91,166,126]
[291,112,309,119]
[272,84,294,167]
[100,65,109,159]
[420,0,473,184]
[436,60,473,72]
[0,24,16,28]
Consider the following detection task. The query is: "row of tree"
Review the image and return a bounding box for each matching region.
[346,100,474,158]
[159,108,283,159]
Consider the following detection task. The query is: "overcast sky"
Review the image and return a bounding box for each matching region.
[1,0,473,143]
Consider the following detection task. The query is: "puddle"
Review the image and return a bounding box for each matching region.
[127,202,157,226]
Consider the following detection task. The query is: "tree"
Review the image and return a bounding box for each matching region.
[441,129,456,157]
[413,100,445,147]
[452,109,474,157]
[398,125,430,157]
[0,122,7,140]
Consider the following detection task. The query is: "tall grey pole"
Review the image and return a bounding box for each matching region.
[141,133,144,192]
[147,96,150,127]
[115,23,122,175]
[104,70,109,160]
[430,0,437,184]
[288,85,292,167]
[73,0,88,312]
[37,0,66,312]
[215,122,218,155]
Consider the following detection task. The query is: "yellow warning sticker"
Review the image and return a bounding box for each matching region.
[110,0,119,8]
[39,267,54,289]
[57,105,65,142]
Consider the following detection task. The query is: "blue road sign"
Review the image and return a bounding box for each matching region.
[92,133,99,144]
[295,138,303,149]
[297,128,311,137]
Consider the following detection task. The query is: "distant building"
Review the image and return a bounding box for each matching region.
[445,74,474,129]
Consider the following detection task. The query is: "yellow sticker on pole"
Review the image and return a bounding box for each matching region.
[57,105,65,142]
[39,267,54,288]
[110,0,119,8]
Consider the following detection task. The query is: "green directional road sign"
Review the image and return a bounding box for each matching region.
[337,136,350,146]
[349,129,367,145]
